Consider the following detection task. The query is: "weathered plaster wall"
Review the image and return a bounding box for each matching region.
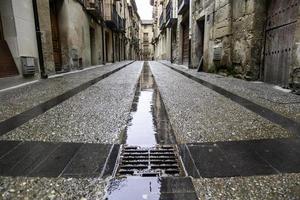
[60,0,90,69]
[37,0,55,74]
[0,0,39,74]
[191,0,267,80]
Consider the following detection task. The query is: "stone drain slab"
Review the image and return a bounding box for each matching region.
[116,145,183,177]
[0,140,119,178]
[180,137,300,178]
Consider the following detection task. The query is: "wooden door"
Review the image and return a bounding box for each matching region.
[197,19,205,64]
[0,15,19,77]
[182,21,189,66]
[90,27,96,65]
[264,0,298,87]
[0,15,4,40]
[171,26,177,63]
[50,0,62,71]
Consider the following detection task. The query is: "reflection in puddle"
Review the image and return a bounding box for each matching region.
[125,62,176,146]
[105,62,182,200]
[105,177,161,200]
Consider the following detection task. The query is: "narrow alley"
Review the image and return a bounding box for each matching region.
[1,0,300,199]
[0,61,300,199]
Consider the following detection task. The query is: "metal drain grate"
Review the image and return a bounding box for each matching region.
[116,145,183,177]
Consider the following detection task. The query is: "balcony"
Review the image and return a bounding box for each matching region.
[159,11,165,30]
[178,0,189,15]
[104,1,118,30]
[166,0,177,28]
[78,0,103,20]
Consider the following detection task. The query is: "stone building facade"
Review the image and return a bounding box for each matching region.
[152,0,300,89]
[0,0,141,79]
[141,20,154,60]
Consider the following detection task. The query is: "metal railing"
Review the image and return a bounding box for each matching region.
[159,11,165,30]
[112,7,118,27]
[166,0,172,22]
[178,0,189,14]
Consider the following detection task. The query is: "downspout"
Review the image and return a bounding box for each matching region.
[123,0,126,60]
[101,23,106,64]
[112,32,115,62]
[170,27,173,62]
[32,0,47,79]
[188,0,192,68]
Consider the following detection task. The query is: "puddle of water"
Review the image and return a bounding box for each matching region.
[105,62,184,200]
[125,62,176,147]
[105,177,161,200]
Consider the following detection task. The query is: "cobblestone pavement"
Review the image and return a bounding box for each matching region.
[0,61,299,199]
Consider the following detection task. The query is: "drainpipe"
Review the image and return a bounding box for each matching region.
[32,0,47,79]
[188,0,193,68]
[112,32,115,62]
[101,22,106,65]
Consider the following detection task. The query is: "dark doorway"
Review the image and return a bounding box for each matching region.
[181,20,189,66]
[50,0,62,72]
[105,31,109,63]
[0,14,19,78]
[171,25,177,63]
[90,27,96,66]
[0,15,4,40]
[196,18,205,71]
[264,0,298,87]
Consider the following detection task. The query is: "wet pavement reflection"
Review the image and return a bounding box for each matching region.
[105,62,198,199]
[105,176,198,200]
[124,61,176,146]
[105,177,161,200]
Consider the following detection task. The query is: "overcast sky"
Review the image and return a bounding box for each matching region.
[136,0,153,20]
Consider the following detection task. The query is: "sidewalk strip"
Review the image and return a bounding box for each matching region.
[0,61,134,136]
[159,62,300,136]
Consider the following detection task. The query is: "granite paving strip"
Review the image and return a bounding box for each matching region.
[0,140,117,178]
[0,61,132,123]
[160,61,300,123]
[180,138,300,178]
[0,62,143,143]
[193,174,300,200]
[0,176,107,200]
[149,62,292,144]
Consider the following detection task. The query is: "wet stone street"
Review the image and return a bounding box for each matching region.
[0,61,300,199]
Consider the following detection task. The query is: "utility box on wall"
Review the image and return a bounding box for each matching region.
[21,56,37,76]
[213,46,222,61]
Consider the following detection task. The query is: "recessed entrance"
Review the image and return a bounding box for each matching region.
[196,18,205,71]
[90,27,96,66]
[181,19,189,66]
[50,0,63,72]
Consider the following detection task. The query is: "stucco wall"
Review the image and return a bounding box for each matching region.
[0,0,39,74]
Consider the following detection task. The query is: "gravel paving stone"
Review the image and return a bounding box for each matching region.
[193,174,300,200]
[149,62,293,144]
[0,61,132,123]
[160,61,300,123]
[0,62,143,144]
[0,176,108,200]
